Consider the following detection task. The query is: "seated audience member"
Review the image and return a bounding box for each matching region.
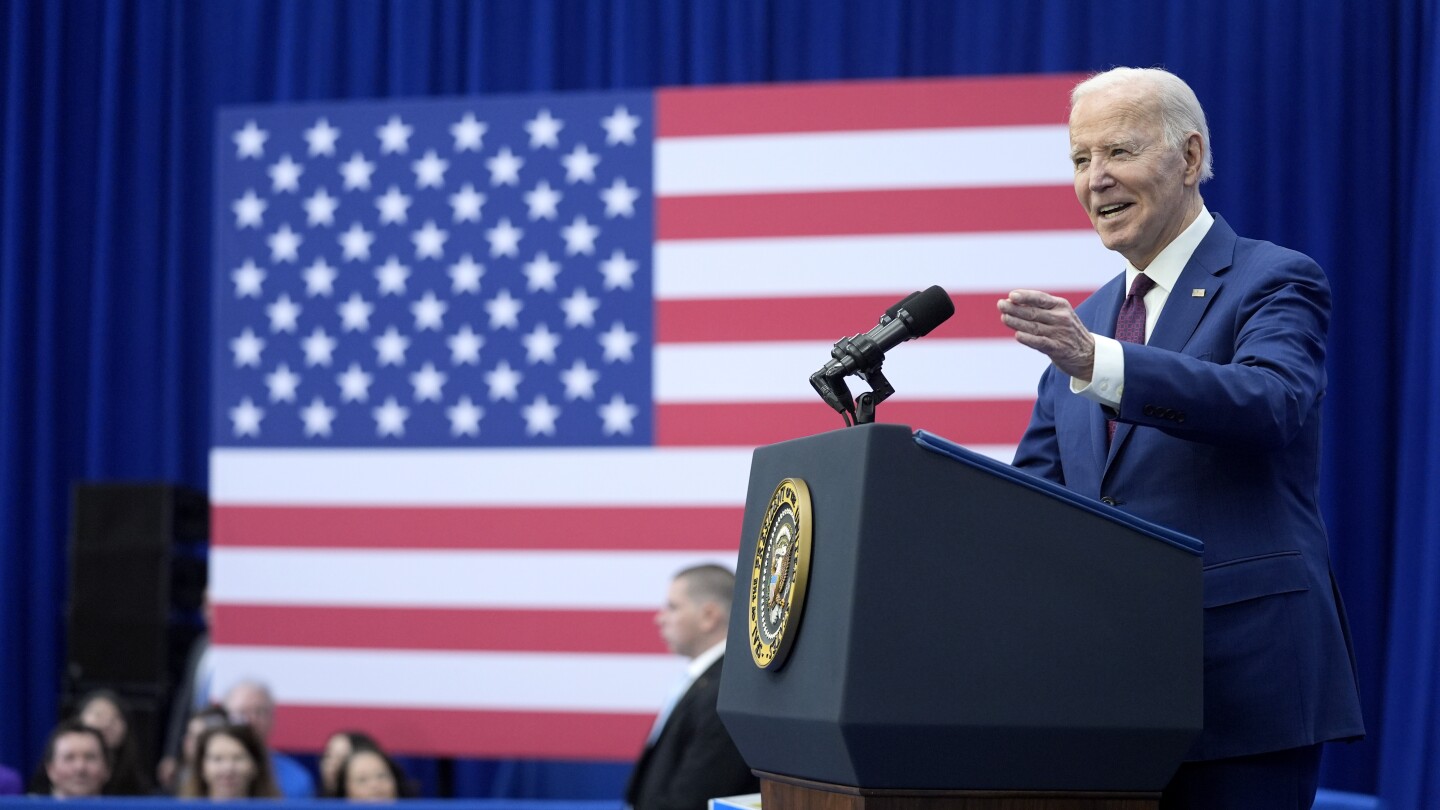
[223,679,316,797]
[0,763,20,795]
[336,748,414,802]
[320,730,382,797]
[40,720,111,799]
[178,724,281,800]
[164,705,229,795]
[76,688,154,795]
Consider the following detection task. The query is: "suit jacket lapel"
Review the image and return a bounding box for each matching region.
[1101,215,1237,477]
[1088,276,1127,473]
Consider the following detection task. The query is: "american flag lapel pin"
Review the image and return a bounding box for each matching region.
[1191,288,1206,297]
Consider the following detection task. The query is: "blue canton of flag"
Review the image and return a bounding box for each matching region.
[214,92,653,447]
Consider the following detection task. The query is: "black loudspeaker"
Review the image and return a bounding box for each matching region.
[65,482,208,758]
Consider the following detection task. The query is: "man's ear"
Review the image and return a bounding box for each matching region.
[1182,132,1204,186]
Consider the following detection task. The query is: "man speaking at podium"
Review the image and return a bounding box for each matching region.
[997,67,1364,808]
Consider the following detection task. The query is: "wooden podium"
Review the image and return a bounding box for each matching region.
[717,425,1204,809]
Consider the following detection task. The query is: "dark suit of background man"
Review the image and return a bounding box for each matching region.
[997,67,1364,809]
[625,564,757,810]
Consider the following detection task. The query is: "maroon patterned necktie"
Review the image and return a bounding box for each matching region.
[1108,272,1156,443]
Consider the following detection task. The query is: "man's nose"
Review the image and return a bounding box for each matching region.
[1088,159,1116,191]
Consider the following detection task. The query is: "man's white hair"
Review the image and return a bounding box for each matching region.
[1071,67,1213,183]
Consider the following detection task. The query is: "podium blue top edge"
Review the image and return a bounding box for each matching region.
[913,429,1204,557]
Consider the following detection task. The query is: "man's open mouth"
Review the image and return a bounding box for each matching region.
[1098,203,1133,218]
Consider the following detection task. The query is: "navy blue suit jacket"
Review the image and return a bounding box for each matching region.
[1014,215,1364,760]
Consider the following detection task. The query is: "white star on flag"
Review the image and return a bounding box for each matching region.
[484,360,522,401]
[413,150,449,188]
[522,323,561,364]
[302,327,338,367]
[601,177,639,218]
[562,144,600,183]
[598,393,639,435]
[304,118,341,156]
[338,293,375,332]
[374,327,410,366]
[300,397,338,437]
[599,249,637,290]
[340,152,377,191]
[598,321,638,363]
[265,364,301,403]
[485,218,523,258]
[376,185,412,225]
[232,120,268,159]
[229,397,264,435]
[447,325,484,365]
[231,260,266,298]
[372,397,409,436]
[304,187,340,227]
[448,254,484,294]
[523,252,561,292]
[446,396,484,436]
[267,224,302,263]
[411,291,447,331]
[486,147,523,186]
[412,220,449,259]
[449,184,485,222]
[560,288,599,328]
[375,257,410,296]
[377,116,414,154]
[232,189,266,228]
[268,154,304,193]
[230,328,265,367]
[525,108,564,149]
[484,289,523,330]
[303,258,338,297]
[600,105,641,146]
[450,113,487,152]
[266,294,302,333]
[337,363,373,402]
[524,180,562,221]
[560,359,599,400]
[409,363,448,402]
[339,222,376,261]
[522,394,561,436]
[561,215,599,256]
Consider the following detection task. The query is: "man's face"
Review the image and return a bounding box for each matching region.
[654,578,713,659]
[1069,86,1200,269]
[224,685,275,741]
[46,732,110,798]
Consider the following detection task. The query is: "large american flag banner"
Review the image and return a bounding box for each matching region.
[210,74,1116,759]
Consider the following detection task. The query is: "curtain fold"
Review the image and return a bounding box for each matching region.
[0,0,1435,803]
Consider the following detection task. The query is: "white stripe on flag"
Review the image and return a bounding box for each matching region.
[209,646,683,712]
[655,339,1051,402]
[655,232,1117,299]
[655,125,1071,195]
[211,548,737,608]
[210,447,754,505]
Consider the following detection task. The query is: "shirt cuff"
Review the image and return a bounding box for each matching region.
[1070,333,1124,409]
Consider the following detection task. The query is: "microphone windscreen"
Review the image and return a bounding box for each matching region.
[883,290,922,322]
[903,285,955,336]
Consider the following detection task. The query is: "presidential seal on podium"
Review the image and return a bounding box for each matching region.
[748,477,813,670]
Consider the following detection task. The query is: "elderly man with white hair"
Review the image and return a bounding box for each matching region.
[998,67,1364,808]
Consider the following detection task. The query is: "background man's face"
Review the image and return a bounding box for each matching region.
[224,685,276,741]
[46,732,110,798]
[655,578,712,659]
[1069,87,1196,269]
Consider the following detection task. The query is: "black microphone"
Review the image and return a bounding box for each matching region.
[815,285,955,379]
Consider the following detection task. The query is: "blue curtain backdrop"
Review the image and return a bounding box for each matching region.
[2,0,1437,804]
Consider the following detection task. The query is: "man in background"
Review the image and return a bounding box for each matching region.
[40,721,110,799]
[223,680,316,798]
[625,564,757,810]
[998,66,1363,807]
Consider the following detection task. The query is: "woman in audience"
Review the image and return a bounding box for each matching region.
[336,748,414,801]
[178,724,280,800]
[75,689,153,795]
[319,730,382,797]
[164,705,228,795]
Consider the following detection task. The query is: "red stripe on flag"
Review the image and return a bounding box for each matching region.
[656,75,1080,137]
[271,705,648,759]
[213,506,744,550]
[655,186,1087,240]
[212,604,667,654]
[656,292,1097,343]
[655,400,1033,448]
